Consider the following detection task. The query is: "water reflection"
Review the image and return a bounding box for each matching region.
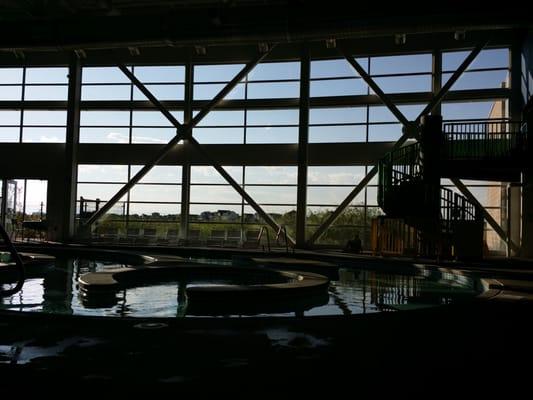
[0,257,480,318]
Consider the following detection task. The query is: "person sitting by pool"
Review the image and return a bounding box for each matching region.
[344,233,362,254]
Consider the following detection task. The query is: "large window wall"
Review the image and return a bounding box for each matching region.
[0,42,515,249]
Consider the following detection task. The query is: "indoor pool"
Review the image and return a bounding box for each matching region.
[0,250,484,318]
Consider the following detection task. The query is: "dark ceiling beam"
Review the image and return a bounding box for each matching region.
[0,29,519,67]
[0,2,530,51]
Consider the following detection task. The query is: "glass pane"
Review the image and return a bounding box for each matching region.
[130,165,182,183]
[310,107,366,124]
[80,127,130,143]
[194,110,244,126]
[25,68,68,84]
[247,82,300,99]
[133,84,184,101]
[22,127,66,142]
[193,127,244,144]
[82,67,131,83]
[246,127,298,143]
[0,127,19,142]
[245,166,297,184]
[131,128,175,144]
[191,166,243,184]
[80,111,130,126]
[0,68,23,84]
[308,166,366,185]
[309,125,366,142]
[134,66,185,83]
[25,86,69,100]
[248,62,300,80]
[310,78,367,97]
[190,185,242,203]
[23,110,66,126]
[311,58,365,79]
[370,54,432,74]
[130,185,181,202]
[82,85,131,100]
[247,109,298,125]
[78,165,129,182]
[194,64,245,82]
[193,83,245,100]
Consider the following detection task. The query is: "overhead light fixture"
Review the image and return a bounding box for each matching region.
[12,49,25,60]
[194,45,207,56]
[258,42,271,53]
[454,30,466,41]
[128,47,140,56]
[394,34,407,45]
[74,49,87,59]
[325,38,337,49]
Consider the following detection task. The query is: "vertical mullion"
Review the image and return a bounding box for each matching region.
[180,60,193,241]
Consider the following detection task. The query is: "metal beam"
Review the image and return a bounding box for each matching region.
[339,44,411,128]
[451,178,520,253]
[85,48,273,226]
[296,44,310,247]
[417,40,489,118]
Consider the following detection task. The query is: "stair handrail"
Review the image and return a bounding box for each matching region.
[275,225,294,253]
[0,222,25,297]
[257,225,271,252]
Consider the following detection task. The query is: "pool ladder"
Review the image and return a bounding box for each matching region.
[257,225,294,254]
[0,222,25,297]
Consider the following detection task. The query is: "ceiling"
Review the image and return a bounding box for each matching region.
[0,0,531,51]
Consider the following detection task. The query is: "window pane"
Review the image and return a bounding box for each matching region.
[25,85,68,100]
[309,125,366,143]
[193,83,245,100]
[310,107,366,124]
[80,127,129,143]
[193,127,244,144]
[191,166,243,184]
[370,54,432,74]
[130,185,181,202]
[134,66,185,83]
[248,62,300,80]
[246,127,298,143]
[82,67,131,83]
[311,78,367,97]
[0,68,23,84]
[245,166,297,184]
[22,127,66,142]
[131,128,175,144]
[311,58,366,79]
[78,165,129,182]
[443,70,509,90]
[247,109,298,125]
[0,127,19,142]
[195,110,244,126]
[0,86,22,100]
[194,64,245,82]
[81,111,130,126]
[133,84,184,101]
[23,110,66,125]
[308,166,366,184]
[82,85,131,100]
[247,82,299,99]
[190,185,242,203]
[130,165,182,183]
[25,68,68,84]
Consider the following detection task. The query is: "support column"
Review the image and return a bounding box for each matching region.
[507,183,521,257]
[419,115,442,256]
[180,60,193,241]
[521,100,533,257]
[61,54,82,241]
[296,44,310,248]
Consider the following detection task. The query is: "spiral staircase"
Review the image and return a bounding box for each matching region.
[374,115,530,259]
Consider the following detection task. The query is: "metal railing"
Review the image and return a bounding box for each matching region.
[0,222,25,297]
[443,119,528,160]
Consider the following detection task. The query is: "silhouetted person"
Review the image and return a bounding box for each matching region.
[344,233,362,254]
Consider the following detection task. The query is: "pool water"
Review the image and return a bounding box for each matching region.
[0,255,482,318]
